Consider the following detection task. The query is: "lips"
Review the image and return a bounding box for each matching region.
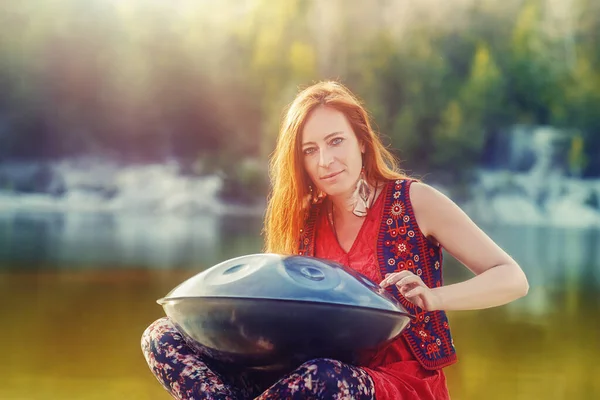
[320,171,343,180]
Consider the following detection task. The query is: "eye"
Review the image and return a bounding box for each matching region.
[330,137,344,146]
[303,147,317,155]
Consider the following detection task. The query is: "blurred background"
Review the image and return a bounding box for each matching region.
[0,0,599,399]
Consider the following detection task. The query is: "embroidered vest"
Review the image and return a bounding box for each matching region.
[298,179,457,370]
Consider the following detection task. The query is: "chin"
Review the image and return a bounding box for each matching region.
[321,182,353,198]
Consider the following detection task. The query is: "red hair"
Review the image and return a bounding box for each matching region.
[263,81,408,254]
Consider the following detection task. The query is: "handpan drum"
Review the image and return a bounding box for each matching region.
[157,253,413,372]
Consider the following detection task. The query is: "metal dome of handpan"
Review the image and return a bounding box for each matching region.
[157,253,413,372]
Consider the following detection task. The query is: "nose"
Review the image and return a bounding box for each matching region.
[318,148,334,168]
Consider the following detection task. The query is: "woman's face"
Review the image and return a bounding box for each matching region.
[301,106,364,198]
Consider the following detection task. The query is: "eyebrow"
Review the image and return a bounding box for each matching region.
[302,131,344,147]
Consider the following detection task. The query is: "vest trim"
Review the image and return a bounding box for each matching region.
[299,179,457,370]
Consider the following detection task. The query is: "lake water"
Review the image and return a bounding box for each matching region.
[1,210,598,399]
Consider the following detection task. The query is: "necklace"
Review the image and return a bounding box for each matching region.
[328,181,379,243]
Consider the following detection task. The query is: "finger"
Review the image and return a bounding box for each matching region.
[399,282,419,296]
[380,271,413,287]
[380,273,394,287]
[395,277,421,295]
[395,275,422,289]
[380,279,392,288]
[405,286,425,298]
[405,286,427,309]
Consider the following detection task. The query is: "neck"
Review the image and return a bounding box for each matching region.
[329,194,357,220]
[329,181,377,220]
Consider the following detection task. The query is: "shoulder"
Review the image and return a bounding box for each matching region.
[407,181,461,239]
[377,178,447,207]
[407,181,445,205]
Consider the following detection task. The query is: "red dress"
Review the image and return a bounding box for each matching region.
[314,192,451,400]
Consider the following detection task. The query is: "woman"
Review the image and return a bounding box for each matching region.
[141,81,529,399]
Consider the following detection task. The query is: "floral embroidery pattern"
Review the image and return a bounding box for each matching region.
[141,318,253,399]
[377,179,456,370]
[141,317,375,399]
[298,179,457,371]
[257,358,374,400]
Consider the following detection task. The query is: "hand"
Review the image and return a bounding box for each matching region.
[379,271,442,311]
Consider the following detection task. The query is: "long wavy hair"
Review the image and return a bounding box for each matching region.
[263,81,408,254]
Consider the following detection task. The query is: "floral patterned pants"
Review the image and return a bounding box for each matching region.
[141,317,375,400]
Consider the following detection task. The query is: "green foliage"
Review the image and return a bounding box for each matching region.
[0,0,598,180]
[568,134,589,177]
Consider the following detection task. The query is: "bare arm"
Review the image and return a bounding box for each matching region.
[381,182,529,311]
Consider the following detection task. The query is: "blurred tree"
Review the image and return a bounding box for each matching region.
[433,43,505,173]
[0,0,598,180]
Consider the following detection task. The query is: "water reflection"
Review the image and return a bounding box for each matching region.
[1,268,597,400]
[0,211,598,399]
[476,223,600,289]
[1,210,600,314]
[0,211,263,269]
